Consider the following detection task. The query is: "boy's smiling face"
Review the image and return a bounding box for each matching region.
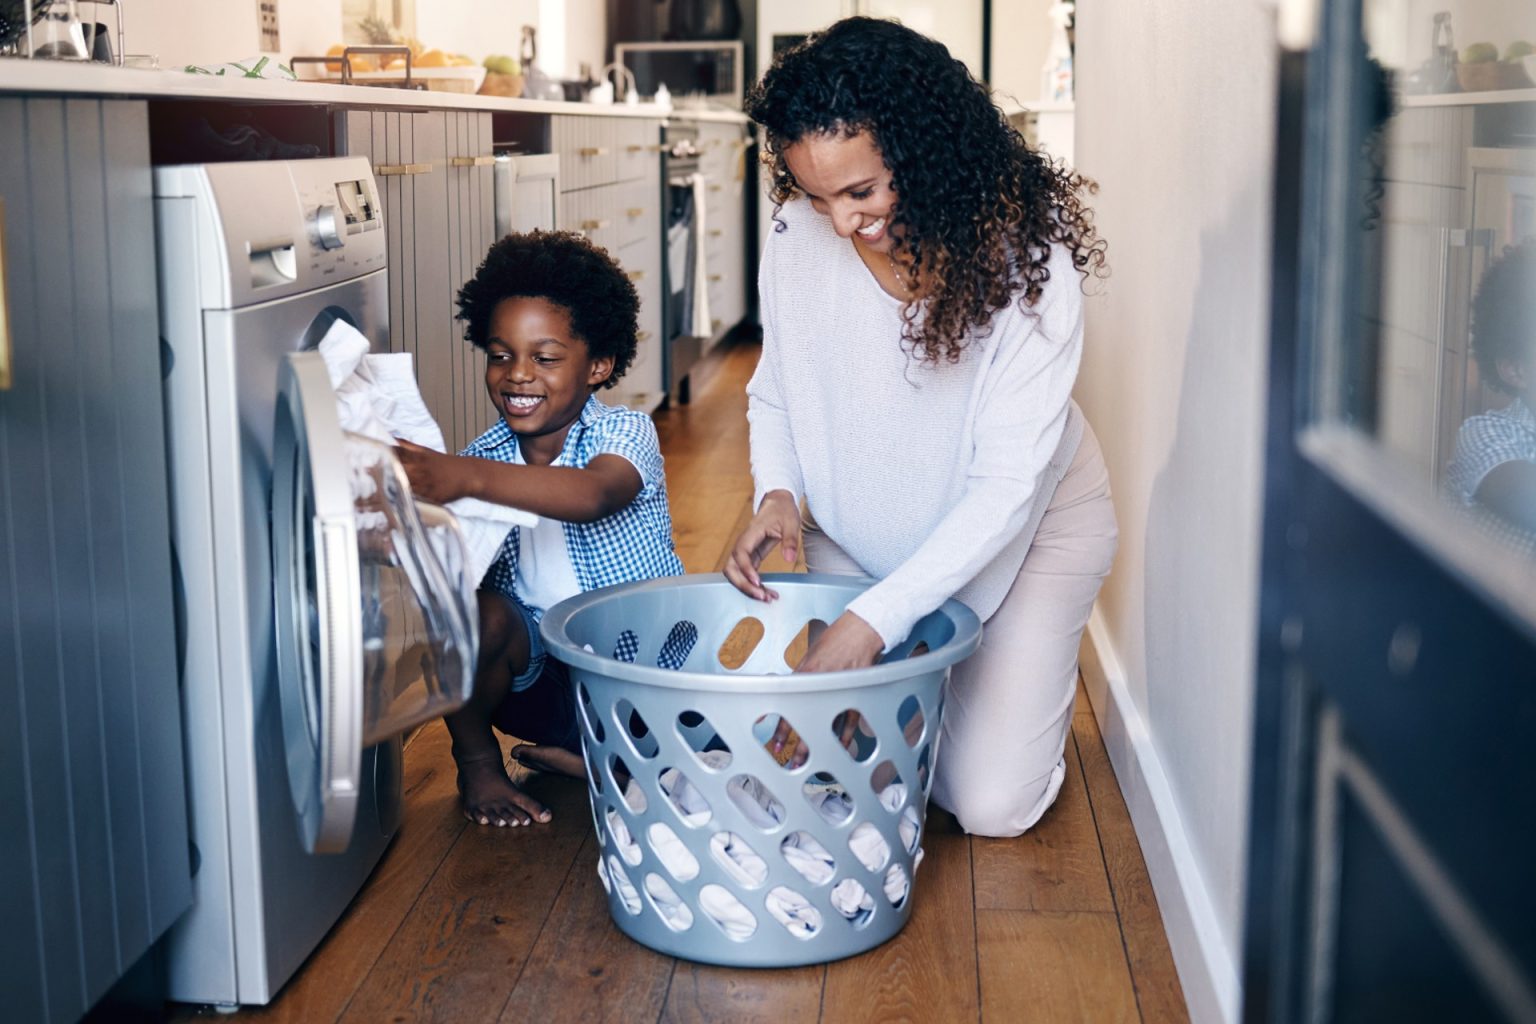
[484,296,613,460]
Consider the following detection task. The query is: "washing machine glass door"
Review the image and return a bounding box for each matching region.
[272,350,478,854]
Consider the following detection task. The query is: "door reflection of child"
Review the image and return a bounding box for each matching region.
[1444,241,1536,551]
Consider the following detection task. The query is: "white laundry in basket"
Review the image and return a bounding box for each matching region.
[602,750,921,938]
[317,319,536,584]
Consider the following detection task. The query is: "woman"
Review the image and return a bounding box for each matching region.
[724,17,1117,837]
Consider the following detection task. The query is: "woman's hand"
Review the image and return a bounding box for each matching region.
[394,438,472,505]
[723,490,801,601]
[797,611,884,673]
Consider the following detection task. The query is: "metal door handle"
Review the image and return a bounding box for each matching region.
[450,155,495,168]
[0,197,11,391]
[578,147,610,157]
[581,219,610,231]
[375,163,433,176]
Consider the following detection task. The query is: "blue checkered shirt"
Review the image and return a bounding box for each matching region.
[461,395,685,615]
[1443,396,1536,555]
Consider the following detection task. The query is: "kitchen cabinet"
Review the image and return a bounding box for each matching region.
[552,114,667,412]
[697,119,751,348]
[334,109,498,452]
[0,97,191,1024]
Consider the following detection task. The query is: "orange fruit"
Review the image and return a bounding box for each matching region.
[415,48,449,68]
[324,43,346,73]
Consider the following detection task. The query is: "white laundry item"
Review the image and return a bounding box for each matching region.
[316,319,537,585]
[612,751,917,931]
[688,173,712,337]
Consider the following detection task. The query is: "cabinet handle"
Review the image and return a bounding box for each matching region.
[626,207,645,217]
[708,274,723,282]
[580,219,610,231]
[578,147,609,157]
[708,228,724,237]
[626,270,645,281]
[0,197,10,391]
[625,145,645,154]
[647,143,666,154]
[637,330,653,342]
[450,155,495,168]
[711,318,723,331]
[374,163,433,176]
[708,184,723,193]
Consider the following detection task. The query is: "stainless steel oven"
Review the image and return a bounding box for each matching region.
[663,120,703,404]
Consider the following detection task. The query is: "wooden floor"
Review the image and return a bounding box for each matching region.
[178,339,1188,1024]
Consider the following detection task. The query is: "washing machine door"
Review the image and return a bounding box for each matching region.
[272,351,478,854]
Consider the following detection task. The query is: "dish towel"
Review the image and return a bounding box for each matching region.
[316,318,536,585]
[688,173,713,338]
[599,750,921,938]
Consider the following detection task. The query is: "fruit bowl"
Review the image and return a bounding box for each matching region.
[295,61,486,94]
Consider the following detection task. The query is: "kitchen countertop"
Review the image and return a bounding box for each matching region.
[0,57,751,122]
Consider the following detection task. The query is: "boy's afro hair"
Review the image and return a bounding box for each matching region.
[1471,240,1536,395]
[456,229,639,389]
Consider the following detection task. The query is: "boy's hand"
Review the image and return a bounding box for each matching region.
[724,490,801,601]
[394,438,472,504]
[796,611,883,673]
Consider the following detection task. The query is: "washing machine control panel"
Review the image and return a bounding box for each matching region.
[290,160,387,282]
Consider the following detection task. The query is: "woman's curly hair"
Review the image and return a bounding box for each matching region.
[456,229,638,388]
[1471,240,1536,395]
[746,17,1108,363]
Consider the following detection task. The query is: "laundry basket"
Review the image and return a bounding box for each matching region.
[539,573,982,967]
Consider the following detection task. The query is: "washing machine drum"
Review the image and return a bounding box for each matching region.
[271,350,478,854]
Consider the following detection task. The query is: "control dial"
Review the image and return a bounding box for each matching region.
[310,204,344,251]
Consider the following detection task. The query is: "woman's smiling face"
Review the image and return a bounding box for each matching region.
[781,129,898,252]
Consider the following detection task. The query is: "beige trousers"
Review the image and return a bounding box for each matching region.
[802,420,1117,837]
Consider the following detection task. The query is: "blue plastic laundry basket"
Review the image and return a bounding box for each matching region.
[539,573,982,967]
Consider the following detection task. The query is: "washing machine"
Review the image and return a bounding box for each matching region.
[154,157,478,1008]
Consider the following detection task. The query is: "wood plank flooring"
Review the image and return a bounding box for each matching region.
[175,338,1188,1024]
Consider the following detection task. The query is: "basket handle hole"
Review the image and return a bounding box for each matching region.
[831,708,877,763]
[658,765,712,827]
[717,616,765,670]
[614,699,659,759]
[676,710,733,771]
[658,620,699,670]
[755,712,810,770]
[803,771,853,826]
[781,830,837,886]
[782,618,829,670]
[896,695,926,749]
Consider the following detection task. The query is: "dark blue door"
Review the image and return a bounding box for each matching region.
[1244,2,1536,1021]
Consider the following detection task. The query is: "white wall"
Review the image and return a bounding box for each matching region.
[1073,1,1276,1021]
[989,0,1054,108]
[128,0,538,71]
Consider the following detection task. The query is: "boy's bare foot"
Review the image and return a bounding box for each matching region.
[509,743,587,780]
[456,755,552,827]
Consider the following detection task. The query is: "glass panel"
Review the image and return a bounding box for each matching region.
[1331,2,1536,563]
[344,433,477,745]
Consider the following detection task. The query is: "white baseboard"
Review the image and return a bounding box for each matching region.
[1079,607,1241,1024]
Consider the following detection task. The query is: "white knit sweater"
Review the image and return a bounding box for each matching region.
[747,198,1084,647]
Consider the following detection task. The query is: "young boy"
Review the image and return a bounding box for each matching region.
[397,230,683,827]
[1445,240,1536,554]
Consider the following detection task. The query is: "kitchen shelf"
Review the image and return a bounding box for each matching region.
[1399,87,1536,108]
